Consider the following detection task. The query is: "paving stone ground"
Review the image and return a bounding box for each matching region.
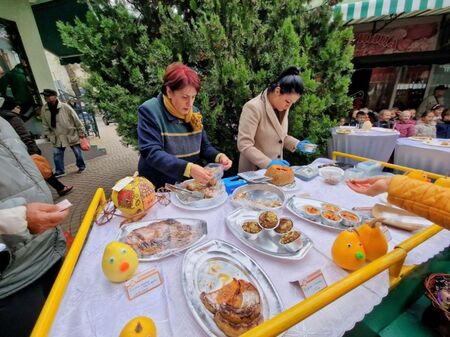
[53,119,139,234]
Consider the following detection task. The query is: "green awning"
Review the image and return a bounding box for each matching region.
[32,0,88,63]
[334,0,450,24]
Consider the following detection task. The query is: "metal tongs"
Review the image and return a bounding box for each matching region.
[165,183,204,200]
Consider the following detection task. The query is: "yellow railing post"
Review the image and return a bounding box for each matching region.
[30,188,106,337]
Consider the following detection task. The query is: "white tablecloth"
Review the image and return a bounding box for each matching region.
[331,128,399,164]
[394,138,450,176]
[49,174,450,337]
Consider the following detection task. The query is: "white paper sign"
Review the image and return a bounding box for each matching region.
[299,269,328,298]
[56,199,73,212]
[124,268,163,300]
[112,176,134,192]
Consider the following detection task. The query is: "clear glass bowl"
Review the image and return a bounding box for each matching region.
[344,168,365,181]
[318,166,345,185]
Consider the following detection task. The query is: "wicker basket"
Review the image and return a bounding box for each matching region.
[424,273,450,321]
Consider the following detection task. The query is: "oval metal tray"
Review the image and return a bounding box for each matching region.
[182,240,284,337]
[118,218,207,261]
[226,208,313,260]
[231,184,285,210]
[174,180,226,207]
[286,196,361,231]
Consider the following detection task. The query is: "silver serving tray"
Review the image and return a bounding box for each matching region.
[286,196,360,231]
[231,184,285,210]
[182,240,284,337]
[226,208,313,260]
[118,218,207,261]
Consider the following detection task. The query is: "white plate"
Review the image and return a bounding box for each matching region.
[171,190,228,211]
[182,240,284,337]
[408,136,432,142]
[423,140,450,148]
[257,169,302,192]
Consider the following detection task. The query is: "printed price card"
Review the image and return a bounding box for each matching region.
[299,269,328,298]
[112,176,134,192]
[124,267,163,300]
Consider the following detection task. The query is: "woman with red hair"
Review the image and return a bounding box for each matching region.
[138,63,232,187]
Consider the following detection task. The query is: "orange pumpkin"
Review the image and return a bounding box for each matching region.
[356,220,388,261]
[406,170,429,182]
[331,230,366,271]
[435,177,450,188]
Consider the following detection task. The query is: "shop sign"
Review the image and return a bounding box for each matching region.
[355,23,438,57]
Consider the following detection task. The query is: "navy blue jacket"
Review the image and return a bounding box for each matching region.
[436,122,450,139]
[137,93,219,188]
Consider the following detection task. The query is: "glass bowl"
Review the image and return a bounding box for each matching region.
[318,166,345,185]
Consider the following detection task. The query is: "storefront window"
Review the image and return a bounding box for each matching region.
[366,67,398,112]
[393,65,431,110]
[427,64,450,108]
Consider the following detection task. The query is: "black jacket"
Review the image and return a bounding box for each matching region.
[0,109,41,155]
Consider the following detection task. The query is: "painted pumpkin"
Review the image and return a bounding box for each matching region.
[406,170,429,182]
[111,176,156,215]
[119,316,157,337]
[102,242,138,283]
[332,230,366,271]
[435,177,450,188]
[356,220,388,261]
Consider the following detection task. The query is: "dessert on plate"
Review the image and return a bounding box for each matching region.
[265,165,295,186]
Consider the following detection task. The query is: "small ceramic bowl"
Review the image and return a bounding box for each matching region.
[339,210,361,227]
[258,211,279,230]
[241,220,262,241]
[321,210,342,227]
[279,230,303,252]
[319,167,345,185]
[302,204,321,221]
[322,203,341,213]
[273,218,294,237]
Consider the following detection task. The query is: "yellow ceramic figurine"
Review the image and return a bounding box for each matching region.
[119,316,157,337]
[102,242,138,283]
[331,230,366,271]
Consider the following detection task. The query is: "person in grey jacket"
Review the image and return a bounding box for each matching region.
[0,116,68,337]
[40,89,86,177]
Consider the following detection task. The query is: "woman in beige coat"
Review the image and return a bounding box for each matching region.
[237,66,313,172]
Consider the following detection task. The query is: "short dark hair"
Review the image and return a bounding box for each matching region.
[356,111,366,117]
[442,108,450,119]
[1,97,19,110]
[421,110,434,118]
[267,66,304,95]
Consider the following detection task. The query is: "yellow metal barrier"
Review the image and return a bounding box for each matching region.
[31,188,106,337]
[33,152,446,336]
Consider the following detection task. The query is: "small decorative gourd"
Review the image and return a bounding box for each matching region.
[435,177,450,188]
[111,176,156,215]
[119,316,157,337]
[406,170,429,182]
[331,230,366,271]
[356,219,388,261]
[102,242,138,283]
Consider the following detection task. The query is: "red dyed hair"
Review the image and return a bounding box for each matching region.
[162,63,201,94]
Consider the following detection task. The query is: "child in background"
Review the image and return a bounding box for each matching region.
[436,109,450,139]
[339,117,347,126]
[415,111,436,138]
[394,110,416,137]
[350,111,367,127]
[431,104,444,125]
[375,109,393,128]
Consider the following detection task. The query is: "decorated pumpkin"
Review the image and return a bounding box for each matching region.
[102,242,138,283]
[111,176,156,215]
[435,177,450,188]
[331,230,366,271]
[119,316,157,337]
[356,220,388,261]
[406,170,429,182]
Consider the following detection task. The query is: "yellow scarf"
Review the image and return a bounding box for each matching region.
[163,95,203,132]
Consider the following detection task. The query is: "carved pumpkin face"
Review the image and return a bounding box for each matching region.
[102,242,138,283]
[119,316,157,337]
[331,230,366,271]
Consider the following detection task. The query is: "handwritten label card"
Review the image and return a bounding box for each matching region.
[299,269,328,298]
[124,268,163,300]
[112,176,134,192]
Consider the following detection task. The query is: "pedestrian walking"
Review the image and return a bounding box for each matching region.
[40,89,86,177]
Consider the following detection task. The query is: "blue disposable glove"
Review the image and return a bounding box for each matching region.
[297,140,316,154]
[267,159,290,168]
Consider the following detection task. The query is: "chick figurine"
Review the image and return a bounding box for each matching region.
[102,242,138,283]
[119,316,157,337]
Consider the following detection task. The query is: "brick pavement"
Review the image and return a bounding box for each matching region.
[53,120,139,234]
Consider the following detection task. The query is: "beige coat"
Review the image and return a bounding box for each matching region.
[237,90,299,172]
[41,101,84,148]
